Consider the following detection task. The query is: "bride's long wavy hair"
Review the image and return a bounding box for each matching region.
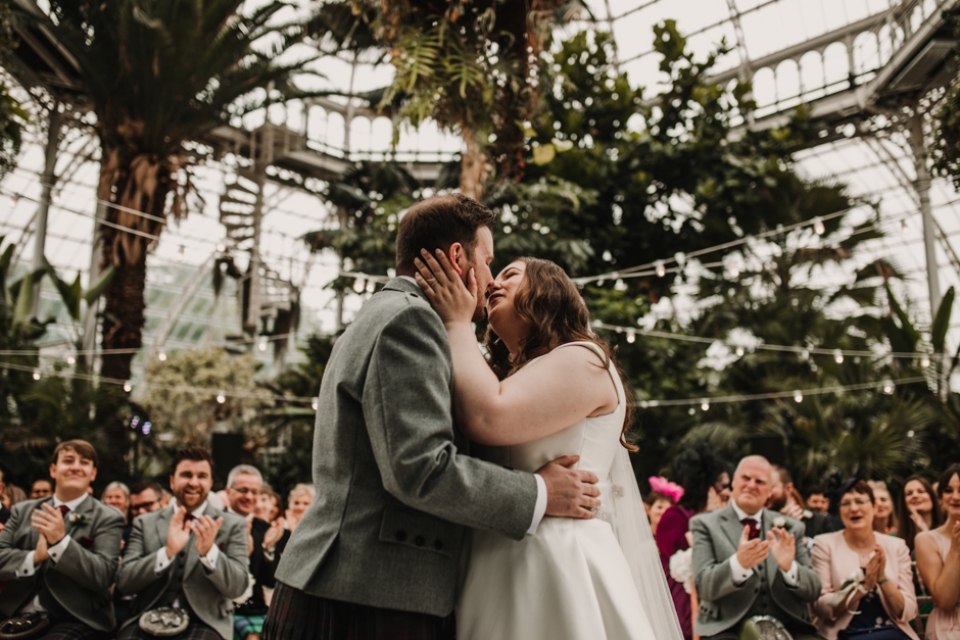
[484,257,636,450]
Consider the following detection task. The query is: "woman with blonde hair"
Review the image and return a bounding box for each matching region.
[285,483,315,532]
[869,480,899,536]
[415,252,681,640]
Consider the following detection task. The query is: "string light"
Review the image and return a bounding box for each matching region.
[626,329,636,343]
[51,189,61,204]
[793,390,803,403]
[258,337,268,352]
[216,391,226,404]
[833,350,844,364]
[177,245,185,263]
[9,193,19,207]
[813,217,826,235]
[216,242,227,253]
[365,279,376,294]
[901,219,909,233]
[123,382,132,392]
[701,400,710,411]
[32,369,40,380]
[66,355,75,365]
[311,398,319,411]
[655,260,666,277]
[920,355,931,368]
[353,277,366,293]
[158,350,167,361]
[883,379,895,394]
[735,346,745,357]
[726,265,740,279]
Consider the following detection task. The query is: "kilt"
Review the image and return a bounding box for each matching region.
[38,622,110,640]
[262,582,454,640]
[115,620,223,640]
[234,615,265,640]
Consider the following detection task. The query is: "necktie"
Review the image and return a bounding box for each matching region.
[183,512,196,530]
[57,505,70,517]
[741,517,760,540]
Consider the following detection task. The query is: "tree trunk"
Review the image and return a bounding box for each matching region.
[459,127,490,200]
[99,248,148,382]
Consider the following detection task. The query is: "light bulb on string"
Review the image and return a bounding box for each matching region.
[793,390,803,403]
[688,407,696,416]
[216,391,226,404]
[654,261,666,278]
[626,330,636,344]
[353,277,366,294]
[813,217,826,235]
[920,355,931,368]
[177,245,185,263]
[311,398,319,411]
[882,379,895,395]
[701,400,710,412]
[833,349,844,364]
[66,355,75,365]
[123,382,132,393]
[366,279,376,294]
[216,242,227,253]
[901,219,909,233]
[258,336,268,352]
[32,369,40,380]
[9,193,19,207]
[51,189,61,204]
[800,348,810,360]
[726,265,740,279]
[158,350,167,361]
[735,346,745,358]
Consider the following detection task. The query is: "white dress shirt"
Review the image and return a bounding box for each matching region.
[728,501,799,587]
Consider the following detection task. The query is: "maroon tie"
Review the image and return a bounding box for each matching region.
[183,513,197,530]
[57,505,70,517]
[741,517,760,540]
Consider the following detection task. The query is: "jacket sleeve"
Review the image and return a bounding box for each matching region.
[811,535,838,621]
[0,503,32,580]
[116,516,164,595]
[200,516,249,599]
[50,507,123,590]
[892,539,918,623]
[789,521,822,602]
[250,525,278,590]
[362,304,538,541]
[692,514,755,601]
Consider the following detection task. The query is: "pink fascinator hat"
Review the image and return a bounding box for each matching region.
[648,476,684,503]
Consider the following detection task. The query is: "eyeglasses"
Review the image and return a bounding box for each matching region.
[130,500,157,513]
[229,487,259,495]
[839,499,872,509]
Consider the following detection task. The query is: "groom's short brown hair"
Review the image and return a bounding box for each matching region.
[395,194,495,274]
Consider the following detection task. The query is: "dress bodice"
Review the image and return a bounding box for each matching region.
[482,341,625,483]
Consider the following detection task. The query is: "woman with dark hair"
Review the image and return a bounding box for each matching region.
[915,464,960,639]
[415,253,682,640]
[898,475,942,553]
[655,445,731,639]
[811,480,919,639]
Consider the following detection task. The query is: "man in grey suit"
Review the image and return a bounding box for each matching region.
[0,440,124,639]
[116,446,249,640]
[691,455,823,639]
[263,194,602,639]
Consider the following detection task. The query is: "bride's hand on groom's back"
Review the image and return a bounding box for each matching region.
[414,248,478,325]
[537,454,602,519]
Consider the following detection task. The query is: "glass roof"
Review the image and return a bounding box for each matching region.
[0,0,957,366]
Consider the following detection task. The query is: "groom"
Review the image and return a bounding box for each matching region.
[264,194,601,639]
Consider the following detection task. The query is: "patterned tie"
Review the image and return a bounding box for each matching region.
[741,517,760,540]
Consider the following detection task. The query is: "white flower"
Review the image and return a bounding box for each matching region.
[669,549,694,594]
[773,516,787,529]
[67,512,85,524]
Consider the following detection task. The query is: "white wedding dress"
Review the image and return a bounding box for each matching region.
[456,342,682,640]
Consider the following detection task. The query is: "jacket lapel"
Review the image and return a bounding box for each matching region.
[64,494,98,539]
[762,510,781,584]
[155,507,173,553]
[719,504,743,548]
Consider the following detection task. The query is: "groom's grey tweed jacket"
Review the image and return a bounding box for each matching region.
[274,277,539,617]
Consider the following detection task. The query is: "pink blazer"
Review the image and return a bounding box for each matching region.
[811,531,919,640]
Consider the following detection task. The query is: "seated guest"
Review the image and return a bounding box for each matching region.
[656,445,731,639]
[811,480,918,639]
[116,446,249,640]
[915,464,960,640]
[128,481,165,520]
[225,466,288,640]
[101,482,131,524]
[898,475,942,553]
[0,440,124,639]
[29,480,53,500]
[770,465,837,539]
[869,480,899,536]
[254,486,281,524]
[644,480,677,536]
[806,486,830,515]
[284,484,314,533]
[691,455,821,639]
[1,485,26,512]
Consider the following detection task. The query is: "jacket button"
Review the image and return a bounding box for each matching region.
[395,530,407,542]
[434,539,444,551]
[414,536,425,547]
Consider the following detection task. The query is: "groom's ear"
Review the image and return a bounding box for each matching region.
[447,242,466,276]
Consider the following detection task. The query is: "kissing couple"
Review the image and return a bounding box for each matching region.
[263,194,681,640]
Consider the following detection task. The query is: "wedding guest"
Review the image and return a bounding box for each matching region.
[656,445,730,639]
[255,486,281,523]
[284,484,314,532]
[898,476,942,552]
[0,485,26,512]
[691,455,821,639]
[915,464,960,640]
[811,479,918,639]
[0,440,125,638]
[128,481,164,520]
[644,480,677,536]
[0,468,9,527]
[102,481,131,524]
[869,480,899,536]
[225,466,288,640]
[29,479,52,500]
[770,465,837,538]
[115,446,249,640]
[806,485,830,514]
[159,488,172,508]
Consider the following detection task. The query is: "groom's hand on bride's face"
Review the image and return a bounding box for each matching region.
[537,454,602,519]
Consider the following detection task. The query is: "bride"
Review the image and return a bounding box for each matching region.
[414,249,682,640]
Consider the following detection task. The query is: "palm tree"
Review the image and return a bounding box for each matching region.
[16,0,313,382]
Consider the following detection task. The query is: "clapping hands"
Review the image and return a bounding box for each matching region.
[863,545,886,590]
[736,525,770,570]
[767,527,796,572]
[263,517,286,551]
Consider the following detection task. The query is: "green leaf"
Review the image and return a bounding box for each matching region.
[44,257,81,321]
[82,265,115,306]
[932,286,955,354]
